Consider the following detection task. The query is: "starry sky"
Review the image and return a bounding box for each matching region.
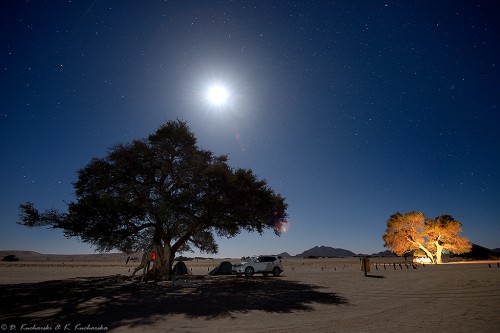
[1,1,499,257]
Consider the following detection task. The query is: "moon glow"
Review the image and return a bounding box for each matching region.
[207,85,229,106]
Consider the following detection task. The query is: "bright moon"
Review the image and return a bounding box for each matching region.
[207,85,228,106]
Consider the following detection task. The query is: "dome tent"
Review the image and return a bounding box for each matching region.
[209,261,234,275]
[172,261,190,275]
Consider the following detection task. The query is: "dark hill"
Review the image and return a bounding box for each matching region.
[455,244,498,259]
[297,246,356,258]
[371,250,396,257]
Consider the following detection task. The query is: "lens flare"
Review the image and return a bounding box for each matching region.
[274,220,289,233]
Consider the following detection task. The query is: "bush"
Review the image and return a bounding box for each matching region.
[2,255,20,262]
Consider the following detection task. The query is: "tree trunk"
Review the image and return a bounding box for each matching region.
[416,243,436,264]
[131,251,148,276]
[435,243,443,264]
[161,243,175,277]
[150,242,175,279]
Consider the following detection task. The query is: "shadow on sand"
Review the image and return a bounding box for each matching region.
[0,275,348,329]
[365,274,385,279]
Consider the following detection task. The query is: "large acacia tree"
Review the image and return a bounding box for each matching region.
[382,212,471,264]
[19,120,288,277]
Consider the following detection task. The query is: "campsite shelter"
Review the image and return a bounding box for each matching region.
[172,261,189,275]
[209,261,233,275]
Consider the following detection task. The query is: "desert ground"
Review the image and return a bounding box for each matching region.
[1,253,499,332]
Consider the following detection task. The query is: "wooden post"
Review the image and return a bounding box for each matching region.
[361,257,370,276]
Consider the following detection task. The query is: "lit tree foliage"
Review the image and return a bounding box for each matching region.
[383,212,471,264]
[425,214,472,264]
[18,120,288,278]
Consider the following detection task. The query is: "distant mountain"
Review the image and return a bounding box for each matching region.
[0,250,131,262]
[0,250,42,257]
[277,252,292,258]
[371,250,396,257]
[491,248,500,253]
[297,246,356,258]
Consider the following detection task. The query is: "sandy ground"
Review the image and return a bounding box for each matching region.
[1,256,499,332]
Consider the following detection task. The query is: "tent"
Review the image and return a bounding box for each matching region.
[172,261,189,275]
[209,261,234,275]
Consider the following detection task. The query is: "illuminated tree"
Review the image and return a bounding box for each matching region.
[383,212,471,264]
[425,214,472,264]
[18,120,288,278]
[382,212,435,262]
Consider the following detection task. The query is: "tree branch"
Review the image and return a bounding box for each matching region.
[172,231,192,253]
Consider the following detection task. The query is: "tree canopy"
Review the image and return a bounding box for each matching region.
[19,120,288,277]
[382,212,471,264]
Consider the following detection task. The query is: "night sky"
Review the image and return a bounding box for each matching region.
[1,1,499,257]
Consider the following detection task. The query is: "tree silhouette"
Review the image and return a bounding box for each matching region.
[19,120,287,277]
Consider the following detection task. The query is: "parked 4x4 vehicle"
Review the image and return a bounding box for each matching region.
[233,255,283,277]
